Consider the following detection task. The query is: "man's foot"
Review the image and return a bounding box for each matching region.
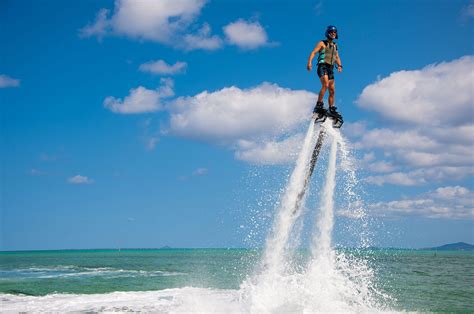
[313,101,325,115]
[312,101,327,123]
[328,106,343,128]
[328,106,341,118]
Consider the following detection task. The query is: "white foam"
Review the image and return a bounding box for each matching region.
[0,288,244,313]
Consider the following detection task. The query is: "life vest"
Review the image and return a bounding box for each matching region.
[317,40,337,65]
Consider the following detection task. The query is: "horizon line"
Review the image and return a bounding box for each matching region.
[1,242,472,253]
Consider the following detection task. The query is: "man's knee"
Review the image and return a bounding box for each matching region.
[328,82,335,94]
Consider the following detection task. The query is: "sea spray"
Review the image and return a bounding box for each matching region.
[304,133,383,311]
[260,120,317,276]
[337,129,373,249]
[311,135,337,257]
[239,121,320,312]
[240,120,393,312]
[336,133,395,308]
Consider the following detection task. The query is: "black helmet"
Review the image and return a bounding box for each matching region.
[325,25,338,39]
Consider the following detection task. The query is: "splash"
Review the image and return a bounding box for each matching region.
[259,120,317,276]
[241,120,392,312]
[311,135,337,257]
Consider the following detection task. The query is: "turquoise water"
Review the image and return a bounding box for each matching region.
[1,249,473,312]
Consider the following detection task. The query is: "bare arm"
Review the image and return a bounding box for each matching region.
[307,41,324,71]
[336,51,343,72]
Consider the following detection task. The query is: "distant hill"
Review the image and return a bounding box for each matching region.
[426,242,474,251]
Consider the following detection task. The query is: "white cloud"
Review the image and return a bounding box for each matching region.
[341,121,367,139]
[167,82,315,164]
[365,166,474,186]
[433,185,470,199]
[399,150,473,168]
[355,126,473,163]
[355,125,474,185]
[362,152,376,163]
[139,60,187,75]
[235,134,303,165]
[111,0,206,42]
[366,160,397,173]
[68,175,94,184]
[169,82,314,141]
[366,172,425,186]
[79,8,111,40]
[0,74,20,88]
[426,124,474,146]
[140,118,161,150]
[354,56,474,186]
[79,0,221,51]
[223,19,272,50]
[356,56,474,126]
[104,78,174,114]
[181,23,223,51]
[367,186,474,219]
[356,129,439,150]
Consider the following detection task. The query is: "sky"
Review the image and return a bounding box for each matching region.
[1,0,473,251]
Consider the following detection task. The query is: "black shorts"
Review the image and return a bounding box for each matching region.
[317,63,334,80]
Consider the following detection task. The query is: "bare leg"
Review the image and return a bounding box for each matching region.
[318,75,329,102]
[328,79,335,107]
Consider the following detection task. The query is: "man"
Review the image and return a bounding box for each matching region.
[307,25,343,120]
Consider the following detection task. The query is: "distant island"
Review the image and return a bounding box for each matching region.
[426,242,474,251]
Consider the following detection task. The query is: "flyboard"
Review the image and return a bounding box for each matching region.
[291,107,343,214]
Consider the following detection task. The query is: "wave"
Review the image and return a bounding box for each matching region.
[0,285,399,313]
[0,287,242,312]
[0,265,186,280]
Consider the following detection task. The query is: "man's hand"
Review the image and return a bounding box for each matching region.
[307,63,312,71]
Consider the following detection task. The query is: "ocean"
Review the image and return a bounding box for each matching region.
[1,248,473,312]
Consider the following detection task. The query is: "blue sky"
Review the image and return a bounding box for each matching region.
[1,0,473,251]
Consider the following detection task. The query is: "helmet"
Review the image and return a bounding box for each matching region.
[325,25,338,39]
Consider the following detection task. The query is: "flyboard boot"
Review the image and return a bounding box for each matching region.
[312,101,327,123]
[327,106,343,128]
